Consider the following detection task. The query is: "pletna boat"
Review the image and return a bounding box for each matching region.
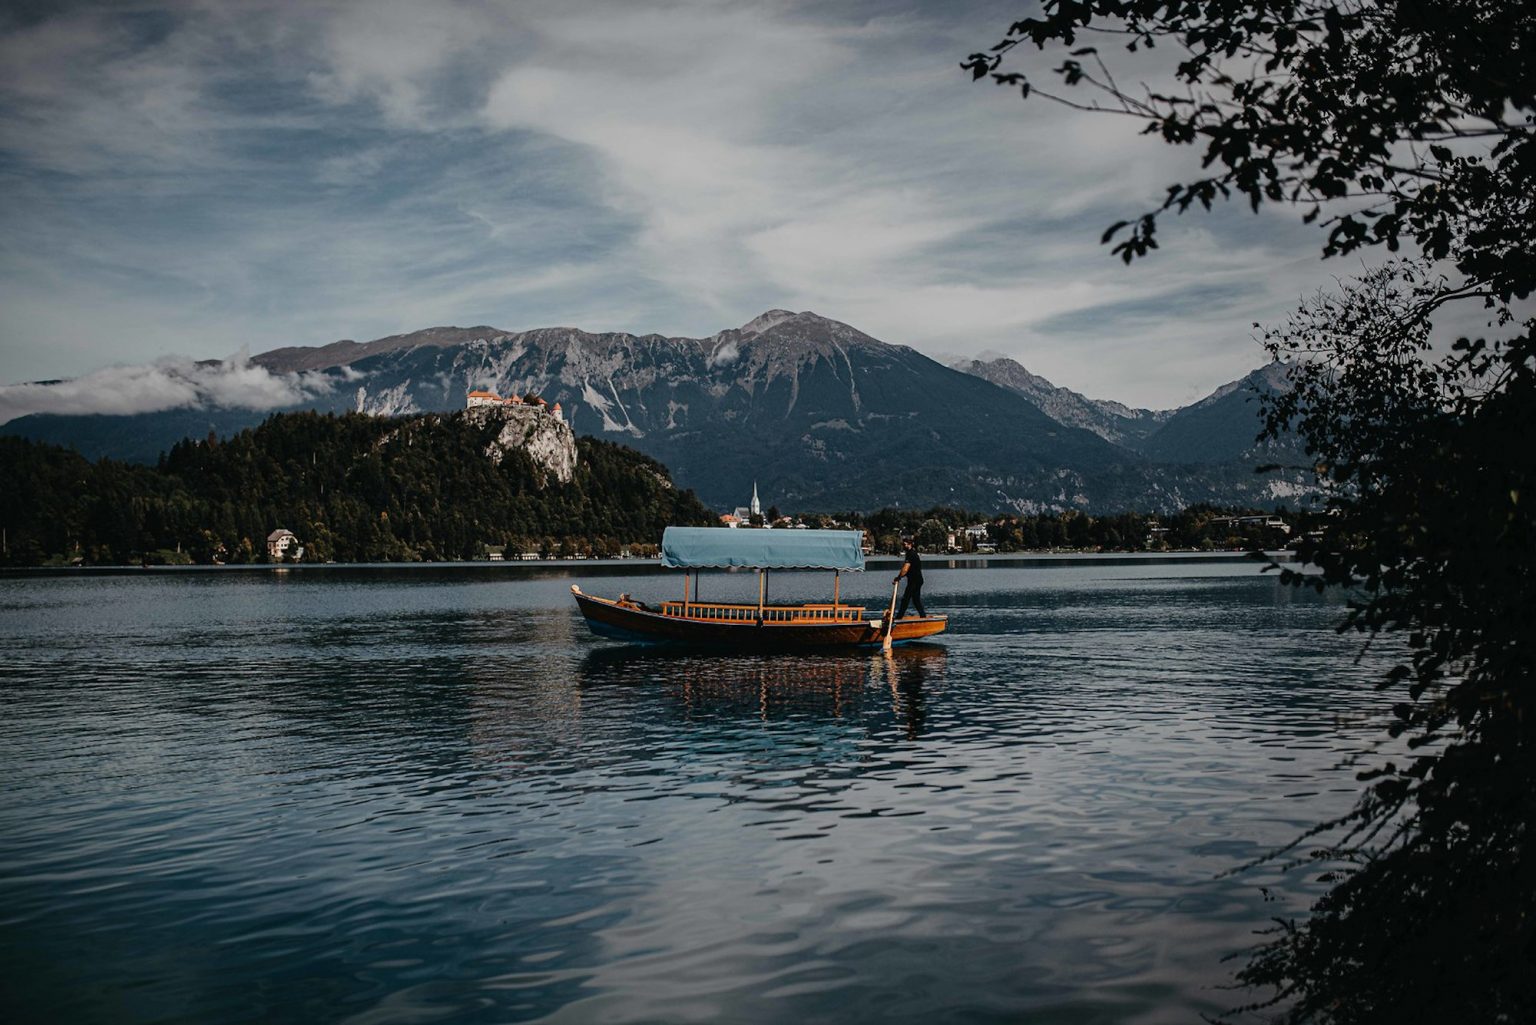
[571,526,947,650]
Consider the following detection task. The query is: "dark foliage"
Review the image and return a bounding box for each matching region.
[0,411,715,565]
[1249,267,1536,1023]
[965,1,1535,289]
[970,2,1534,1021]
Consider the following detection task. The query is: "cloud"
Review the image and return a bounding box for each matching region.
[0,0,1348,410]
[306,0,494,128]
[707,340,739,368]
[469,2,1325,402]
[0,354,334,425]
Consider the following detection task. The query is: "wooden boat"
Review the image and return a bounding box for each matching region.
[571,526,947,650]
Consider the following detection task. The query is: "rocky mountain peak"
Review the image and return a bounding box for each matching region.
[953,354,1169,447]
[255,325,510,374]
[1191,361,1292,410]
[744,310,889,354]
[737,309,880,344]
[738,309,801,335]
[956,356,1056,395]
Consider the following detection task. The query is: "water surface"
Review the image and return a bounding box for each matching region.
[0,558,1391,1024]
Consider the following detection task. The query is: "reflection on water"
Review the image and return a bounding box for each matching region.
[0,560,1390,1025]
[576,645,946,737]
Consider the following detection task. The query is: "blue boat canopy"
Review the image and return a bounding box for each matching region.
[660,527,866,571]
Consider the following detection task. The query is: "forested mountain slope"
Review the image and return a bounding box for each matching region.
[0,409,714,565]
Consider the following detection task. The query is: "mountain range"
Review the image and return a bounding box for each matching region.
[4,310,1307,514]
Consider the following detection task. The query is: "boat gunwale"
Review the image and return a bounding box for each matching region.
[572,586,947,647]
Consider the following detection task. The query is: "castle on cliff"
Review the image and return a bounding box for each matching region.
[466,390,562,422]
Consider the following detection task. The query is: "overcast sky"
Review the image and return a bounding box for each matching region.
[0,0,1339,410]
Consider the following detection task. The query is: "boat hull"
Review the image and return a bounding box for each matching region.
[572,588,946,650]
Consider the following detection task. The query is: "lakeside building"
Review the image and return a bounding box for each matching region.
[266,528,299,561]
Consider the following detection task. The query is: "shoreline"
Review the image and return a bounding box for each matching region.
[1,549,1296,577]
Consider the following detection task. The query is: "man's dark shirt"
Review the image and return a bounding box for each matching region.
[902,549,924,586]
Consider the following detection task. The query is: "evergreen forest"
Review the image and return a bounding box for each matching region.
[0,411,716,565]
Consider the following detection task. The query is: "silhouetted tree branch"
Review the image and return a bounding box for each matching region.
[970,3,1535,1021]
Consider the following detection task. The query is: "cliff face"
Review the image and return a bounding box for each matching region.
[462,404,576,484]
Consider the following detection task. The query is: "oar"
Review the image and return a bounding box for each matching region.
[882,578,899,653]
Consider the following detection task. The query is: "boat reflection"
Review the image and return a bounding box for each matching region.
[576,643,947,736]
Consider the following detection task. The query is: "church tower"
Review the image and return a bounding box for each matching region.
[750,482,761,518]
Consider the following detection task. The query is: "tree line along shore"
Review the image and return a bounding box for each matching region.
[1,409,1313,568]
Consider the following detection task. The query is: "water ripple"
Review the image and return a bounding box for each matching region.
[0,561,1397,1024]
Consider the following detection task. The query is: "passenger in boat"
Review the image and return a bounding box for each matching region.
[894,538,927,618]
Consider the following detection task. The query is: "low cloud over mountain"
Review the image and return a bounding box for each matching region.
[0,354,334,426]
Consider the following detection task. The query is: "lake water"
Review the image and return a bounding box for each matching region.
[0,557,1392,1024]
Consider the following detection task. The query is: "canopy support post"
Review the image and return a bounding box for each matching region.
[757,569,766,620]
[833,570,841,609]
[683,572,689,614]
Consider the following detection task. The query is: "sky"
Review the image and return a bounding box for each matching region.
[0,0,1342,415]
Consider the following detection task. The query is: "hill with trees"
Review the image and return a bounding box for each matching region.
[0,410,715,566]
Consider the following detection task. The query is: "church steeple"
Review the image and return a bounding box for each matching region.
[750,481,761,517]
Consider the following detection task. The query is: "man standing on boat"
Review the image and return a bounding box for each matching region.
[894,538,926,618]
